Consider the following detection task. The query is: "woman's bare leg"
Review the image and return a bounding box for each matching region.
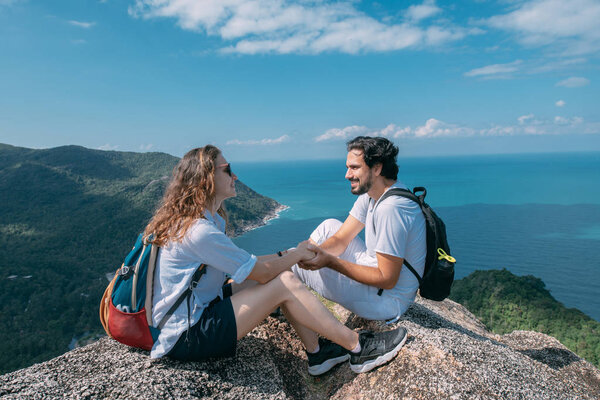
[234,278,320,349]
[231,279,258,294]
[279,304,320,351]
[230,271,358,352]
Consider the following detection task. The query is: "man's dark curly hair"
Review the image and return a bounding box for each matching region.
[346,136,399,180]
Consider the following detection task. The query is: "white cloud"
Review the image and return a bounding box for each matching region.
[464,60,522,78]
[226,134,291,145]
[484,114,587,135]
[555,100,566,107]
[530,57,587,73]
[556,76,590,88]
[68,20,96,29]
[481,125,517,136]
[464,58,588,80]
[554,116,568,125]
[314,122,464,141]
[98,144,119,151]
[554,116,583,125]
[316,115,598,142]
[415,118,445,137]
[375,124,413,138]
[405,0,442,22]
[130,0,469,55]
[70,39,87,45]
[414,118,476,137]
[315,126,370,142]
[518,114,535,125]
[139,143,154,151]
[486,0,600,55]
[316,119,475,141]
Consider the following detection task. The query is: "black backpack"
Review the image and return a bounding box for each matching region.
[373,187,455,301]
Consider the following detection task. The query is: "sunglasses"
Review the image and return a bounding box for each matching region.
[219,163,233,177]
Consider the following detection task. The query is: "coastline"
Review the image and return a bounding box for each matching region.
[231,203,289,237]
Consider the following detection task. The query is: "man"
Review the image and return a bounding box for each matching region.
[281,136,422,376]
[293,136,426,323]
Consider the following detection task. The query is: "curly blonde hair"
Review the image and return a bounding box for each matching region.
[145,145,226,246]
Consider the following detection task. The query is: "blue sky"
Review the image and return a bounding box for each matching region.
[1,0,599,161]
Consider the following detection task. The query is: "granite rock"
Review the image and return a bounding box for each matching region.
[1,297,598,399]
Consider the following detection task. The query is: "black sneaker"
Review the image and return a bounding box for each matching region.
[306,338,350,376]
[349,327,407,373]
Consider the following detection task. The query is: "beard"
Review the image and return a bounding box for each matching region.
[349,173,373,195]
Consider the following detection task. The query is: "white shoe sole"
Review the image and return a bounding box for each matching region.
[349,333,407,373]
[308,354,350,376]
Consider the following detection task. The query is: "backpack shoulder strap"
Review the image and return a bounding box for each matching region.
[378,187,421,205]
[373,187,425,295]
[156,264,207,330]
[145,244,159,325]
[372,187,421,234]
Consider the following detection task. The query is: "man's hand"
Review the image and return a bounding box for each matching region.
[297,244,333,271]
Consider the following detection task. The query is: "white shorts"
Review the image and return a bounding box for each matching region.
[292,219,402,321]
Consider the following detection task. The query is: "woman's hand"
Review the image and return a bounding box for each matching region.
[295,240,316,261]
[297,244,332,271]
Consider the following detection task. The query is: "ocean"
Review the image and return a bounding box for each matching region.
[231,152,600,321]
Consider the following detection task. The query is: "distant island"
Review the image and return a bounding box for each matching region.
[0,143,283,374]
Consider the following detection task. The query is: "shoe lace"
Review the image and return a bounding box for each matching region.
[362,333,385,353]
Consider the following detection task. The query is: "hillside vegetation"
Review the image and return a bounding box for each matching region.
[0,144,280,374]
[450,269,600,367]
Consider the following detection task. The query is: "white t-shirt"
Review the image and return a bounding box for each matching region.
[150,212,256,358]
[349,182,426,311]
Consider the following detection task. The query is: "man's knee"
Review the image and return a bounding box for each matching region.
[320,218,343,230]
[310,218,343,244]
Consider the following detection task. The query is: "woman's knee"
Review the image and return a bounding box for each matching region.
[275,270,305,294]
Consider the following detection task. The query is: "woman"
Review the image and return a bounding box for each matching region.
[145,145,406,375]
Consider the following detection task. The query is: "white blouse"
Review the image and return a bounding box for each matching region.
[150,211,256,358]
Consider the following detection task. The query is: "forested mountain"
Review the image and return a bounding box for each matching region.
[450,269,600,367]
[0,144,280,373]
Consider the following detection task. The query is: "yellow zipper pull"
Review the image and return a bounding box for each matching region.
[437,248,456,263]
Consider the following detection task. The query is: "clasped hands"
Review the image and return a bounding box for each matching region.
[295,239,331,271]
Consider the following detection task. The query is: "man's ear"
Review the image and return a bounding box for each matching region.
[372,162,383,177]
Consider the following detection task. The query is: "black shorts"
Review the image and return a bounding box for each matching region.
[167,284,237,361]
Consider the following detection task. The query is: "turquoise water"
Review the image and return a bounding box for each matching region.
[232,152,600,321]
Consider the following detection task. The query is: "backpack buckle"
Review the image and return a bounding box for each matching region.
[118,265,133,278]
